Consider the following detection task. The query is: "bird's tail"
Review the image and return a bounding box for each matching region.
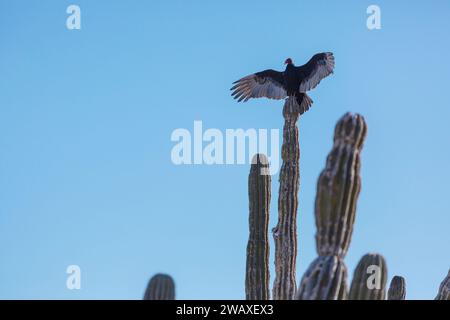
[286,93,313,115]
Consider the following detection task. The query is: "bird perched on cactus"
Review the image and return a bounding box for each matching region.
[231,53,335,114]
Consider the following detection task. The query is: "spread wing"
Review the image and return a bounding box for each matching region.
[231,69,287,102]
[297,52,335,92]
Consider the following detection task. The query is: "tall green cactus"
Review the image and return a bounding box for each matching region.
[246,154,271,300]
[315,113,367,258]
[349,253,388,300]
[143,273,176,300]
[272,97,300,300]
[435,270,450,300]
[297,113,367,300]
[387,276,406,300]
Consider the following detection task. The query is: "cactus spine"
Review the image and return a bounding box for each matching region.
[349,253,388,300]
[246,154,271,300]
[143,274,175,300]
[297,113,367,300]
[387,276,406,300]
[435,270,450,300]
[272,97,300,300]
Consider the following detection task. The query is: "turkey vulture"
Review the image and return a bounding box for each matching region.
[231,53,335,114]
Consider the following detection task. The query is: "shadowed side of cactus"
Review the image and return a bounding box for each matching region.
[387,276,406,300]
[143,274,175,300]
[349,253,388,300]
[297,255,348,300]
[315,112,367,258]
[246,154,271,300]
[272,97,300,300]
[435,269,450,300]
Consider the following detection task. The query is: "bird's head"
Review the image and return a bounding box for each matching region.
[284,58,293,65]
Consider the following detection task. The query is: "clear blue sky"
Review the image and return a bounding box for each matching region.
[0,0,449,299]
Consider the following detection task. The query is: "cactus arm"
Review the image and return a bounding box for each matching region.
[435,269,450,300]
[297,256,348,300]
[143,274,176,300]
[272,98,300,300]
[246,154,271,300]
[349,253,388,300]
[387,276,406,300]
[315,113,367,258]
[297,113,367,300]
